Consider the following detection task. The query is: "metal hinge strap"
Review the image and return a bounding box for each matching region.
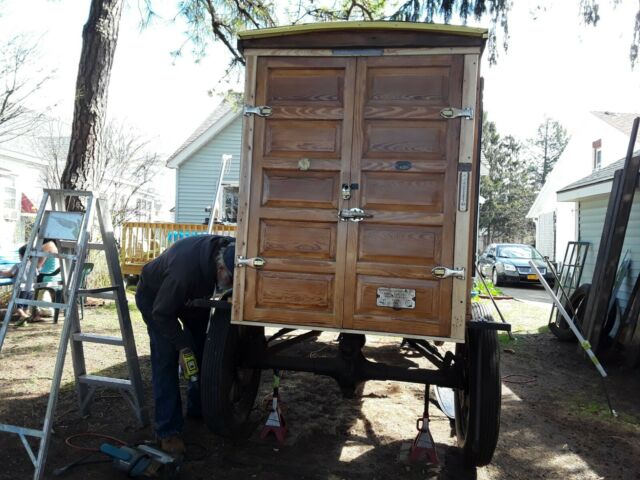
[243,105,272,117]
[440,107,474,120]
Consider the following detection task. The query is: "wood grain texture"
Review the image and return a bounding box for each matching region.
[236,50,477,339]
[232,54,257,324]
[240,56,356,328]
[450,54,479,341]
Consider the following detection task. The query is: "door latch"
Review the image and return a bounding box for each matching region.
[236,256,266,268]
[431,266,466,280]
[341,184,351,200]
[243,105,273,117]
[338,208,373,222]
[440,107,474,120]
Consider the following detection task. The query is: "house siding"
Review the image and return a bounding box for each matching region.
[175,116,242,223]
[578,192,640,311]
[536,211,555,260]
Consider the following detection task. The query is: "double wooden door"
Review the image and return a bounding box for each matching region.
[237,54,464,338]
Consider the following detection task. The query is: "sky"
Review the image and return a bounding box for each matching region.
[1,0,639,207]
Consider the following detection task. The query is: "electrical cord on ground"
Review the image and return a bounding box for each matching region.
[501,374,536,384]
[65,432,127,452]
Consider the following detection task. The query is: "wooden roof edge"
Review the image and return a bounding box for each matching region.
[237,21,489,41]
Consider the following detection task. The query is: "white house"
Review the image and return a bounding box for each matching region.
[166,102,242,224]
[0,136,48,249]
[527,111,640,261]
[557,154,640,310]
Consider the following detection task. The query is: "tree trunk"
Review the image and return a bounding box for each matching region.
[61,0,123,209]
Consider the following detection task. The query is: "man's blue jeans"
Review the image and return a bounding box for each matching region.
[135,286,207,439]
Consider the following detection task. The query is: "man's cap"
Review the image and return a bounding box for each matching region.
[223,242,235,274]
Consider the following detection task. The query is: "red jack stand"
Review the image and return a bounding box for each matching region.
[260,371,288,443]
[409,384,439,465]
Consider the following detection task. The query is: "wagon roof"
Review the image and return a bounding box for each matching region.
[237,21,488,51]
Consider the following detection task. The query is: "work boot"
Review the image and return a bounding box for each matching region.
[159,435,186,456]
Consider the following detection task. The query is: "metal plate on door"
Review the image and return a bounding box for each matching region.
[376,287,416,310]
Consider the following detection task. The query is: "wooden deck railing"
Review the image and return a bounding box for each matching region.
[120,222,237,276]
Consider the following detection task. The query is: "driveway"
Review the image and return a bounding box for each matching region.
[501,284,552,304]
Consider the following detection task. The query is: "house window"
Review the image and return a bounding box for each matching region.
[592,139,602,170]
[0,175,17,221]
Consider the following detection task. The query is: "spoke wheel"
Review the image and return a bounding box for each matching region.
[201,297,264,438]
[454,327,501,467]
[549,283,590,342]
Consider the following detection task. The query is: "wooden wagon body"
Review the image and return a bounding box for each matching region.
[231,22,485,341]
[201,23,507,467]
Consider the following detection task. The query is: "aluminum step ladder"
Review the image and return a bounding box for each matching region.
[0,189,149,480]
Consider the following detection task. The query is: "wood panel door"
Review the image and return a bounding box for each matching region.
[343,55,463,337]
[241,57,356,327]
[238,55,464,337]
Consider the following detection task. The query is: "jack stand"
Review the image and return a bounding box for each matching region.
[409,384,439,465]
[260,370,288,444]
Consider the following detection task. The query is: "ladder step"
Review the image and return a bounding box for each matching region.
[78,286,119,300]
[0,423,44,438]
[88,243,105,250]
[28,251,77,261]
[16,299,68,310]
[77,375,132,390]
[72,333,124,346]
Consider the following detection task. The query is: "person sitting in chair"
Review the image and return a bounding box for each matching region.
[135,234,235,456]
[0,245,33,322]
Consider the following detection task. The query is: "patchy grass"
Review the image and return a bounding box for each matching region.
[473,278,504,297]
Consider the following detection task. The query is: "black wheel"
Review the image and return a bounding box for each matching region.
[454,327,501,467]
[491,268,502,287]
[549,283,591,342]
[201,299,264,438]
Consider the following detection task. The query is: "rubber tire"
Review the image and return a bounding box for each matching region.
[491,268,502,287]
[201,304,263,439]
[549,283,591,342]
[454,327,501,467]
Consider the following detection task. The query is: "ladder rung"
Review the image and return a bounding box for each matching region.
[78,287,118,300]
[28,251,77,261]
[72,333,124,346]
[16,299,67,309]
[89,243,105,250]
[0,423,44,438]
[77,375,132,389]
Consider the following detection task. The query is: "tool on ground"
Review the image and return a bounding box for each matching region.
[529,261,617,417]
[260,370,287,443]
[410,384,439,465]
[179,348,199,382]
[100,442,180,478]
[0,189,148,480]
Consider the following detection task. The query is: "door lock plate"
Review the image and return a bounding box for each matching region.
[338,207,373,222]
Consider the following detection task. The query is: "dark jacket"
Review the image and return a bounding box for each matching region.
[138,235,233,349]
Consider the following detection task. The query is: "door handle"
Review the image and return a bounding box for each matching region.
[236,256,266,269]
[338,208,373,222]
[431,266,466,280]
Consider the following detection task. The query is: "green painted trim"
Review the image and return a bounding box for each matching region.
[238,21,488,40]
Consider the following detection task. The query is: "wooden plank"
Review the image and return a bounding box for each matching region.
[450,54,479,341]
[583,117,640,351]
[243,47,481,57]
[622,273,640,366]
[232,54,257,324]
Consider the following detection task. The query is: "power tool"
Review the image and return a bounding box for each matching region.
[100,442,180,478]
[179,347,199,382]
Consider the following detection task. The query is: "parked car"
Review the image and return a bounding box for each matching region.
[478,243,555,287]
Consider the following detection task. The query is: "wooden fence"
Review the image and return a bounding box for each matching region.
[119,222,237,276]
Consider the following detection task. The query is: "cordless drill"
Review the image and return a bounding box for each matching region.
[179,348,199,382]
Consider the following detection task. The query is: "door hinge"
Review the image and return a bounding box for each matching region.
[236,256,266,268]
[431,266,466,280]
[243,105,272,117]
[440,107,474,120]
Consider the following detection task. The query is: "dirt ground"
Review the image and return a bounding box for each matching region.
[1,294,639,480]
